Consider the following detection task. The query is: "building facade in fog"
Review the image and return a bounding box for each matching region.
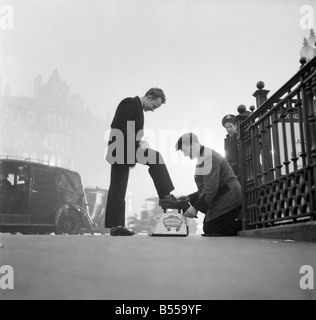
[0,70,108,188]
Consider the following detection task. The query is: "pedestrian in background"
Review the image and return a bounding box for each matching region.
[222,114,240,178]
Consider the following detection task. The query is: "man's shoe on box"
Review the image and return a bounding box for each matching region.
[159,194,181,208]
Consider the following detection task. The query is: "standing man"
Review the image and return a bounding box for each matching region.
[175,133,242,236]
[222,114,240,177]
[105,88,179,236]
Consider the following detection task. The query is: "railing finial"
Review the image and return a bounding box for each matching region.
[237,104,247,114]
[257,81,265,90]
[235,105,251,123]
[300,57,307,69]
[253,81,270,108]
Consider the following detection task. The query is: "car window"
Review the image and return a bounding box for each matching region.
[33,168,57,190]
[0,163,30,186]
[7,173,23,186]
[7,174,15,185]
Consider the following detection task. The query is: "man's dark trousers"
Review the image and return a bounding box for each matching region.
[105,148,174,227]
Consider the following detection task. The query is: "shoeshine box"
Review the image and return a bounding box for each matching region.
[149,212,188,237]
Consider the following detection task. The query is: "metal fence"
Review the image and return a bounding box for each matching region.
[237,56,316,230]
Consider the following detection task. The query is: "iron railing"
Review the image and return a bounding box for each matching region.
[237,56,316,230]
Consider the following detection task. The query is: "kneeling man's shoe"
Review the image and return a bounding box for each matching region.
[110,226,135,236]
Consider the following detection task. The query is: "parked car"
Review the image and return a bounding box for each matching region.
[0,158,97,235]
[84,187,108,234]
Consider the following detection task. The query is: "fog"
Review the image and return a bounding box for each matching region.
[0,0,314,217]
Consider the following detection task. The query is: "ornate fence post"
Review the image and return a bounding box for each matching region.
[304,66,316,219]
[253,81,270,109]
[306,75,316,164]
[253,82,274,182]
[235,105,251,230]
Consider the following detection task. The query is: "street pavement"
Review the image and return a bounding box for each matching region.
[0,233,315,300]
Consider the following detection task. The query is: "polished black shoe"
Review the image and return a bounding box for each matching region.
[110,226,135,236]
[159,194,181,208]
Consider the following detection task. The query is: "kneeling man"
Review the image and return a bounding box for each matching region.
[176,133,242,236]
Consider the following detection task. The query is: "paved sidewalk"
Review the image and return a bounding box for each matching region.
[0,233,315,300]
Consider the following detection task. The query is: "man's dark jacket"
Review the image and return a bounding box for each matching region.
[107,97,144,164]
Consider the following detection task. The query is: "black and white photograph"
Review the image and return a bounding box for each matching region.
[0,0,316,303]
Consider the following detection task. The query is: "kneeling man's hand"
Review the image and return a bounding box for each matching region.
[184,206,197,218]
[178,195,190,202]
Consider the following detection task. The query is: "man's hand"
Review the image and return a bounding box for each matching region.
[184,206,197,218]
[139,140,150,150]
[178,195,190,202]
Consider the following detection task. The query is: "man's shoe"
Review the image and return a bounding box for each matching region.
[159,194,181,208]
[110,226,135,236]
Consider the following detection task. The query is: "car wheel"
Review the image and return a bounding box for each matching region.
[56,210,81,235]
